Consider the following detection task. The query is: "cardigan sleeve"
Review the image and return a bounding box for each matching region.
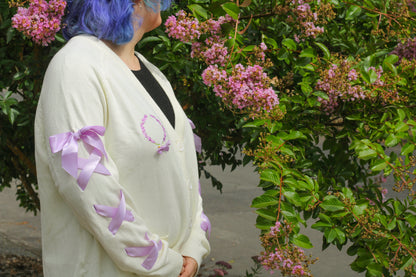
[180,185,211,269]
[37,51,183,276]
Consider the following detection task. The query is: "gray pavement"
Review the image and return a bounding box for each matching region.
[0,163,364,276]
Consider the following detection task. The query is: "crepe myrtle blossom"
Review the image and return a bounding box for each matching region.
[12,0,66,46]
[165,10,233,43]
[259,221,313,276]
[202,64,279,113]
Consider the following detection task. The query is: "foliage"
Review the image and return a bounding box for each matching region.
[0,0,66,213]
[3,0,416,276]
[155,0,416,276]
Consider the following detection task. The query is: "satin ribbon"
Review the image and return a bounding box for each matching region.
[198,180,211,239]
[201,212,212,239]
[94,190,134,235]
[187,118,202,154]
[49,126,109,190]
[125,233,163,270]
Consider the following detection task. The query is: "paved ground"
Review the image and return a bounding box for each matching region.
[0,163,368,276]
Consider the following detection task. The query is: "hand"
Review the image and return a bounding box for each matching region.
[179,256,198,277]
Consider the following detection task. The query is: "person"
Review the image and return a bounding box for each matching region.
[34,0,211,276]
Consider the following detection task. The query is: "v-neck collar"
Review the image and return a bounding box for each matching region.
[94,36,184,140]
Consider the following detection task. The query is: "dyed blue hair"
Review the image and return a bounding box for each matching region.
[63,0,172,45]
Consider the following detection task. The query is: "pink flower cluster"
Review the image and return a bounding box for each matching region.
[191,38,229,66]
[11,0,66,46]
[165,11,233,66]
[290,0,324,40]
[165,10,201,42]
[202,64,279,113]
[315,62,367,113]
[259,221,311,276]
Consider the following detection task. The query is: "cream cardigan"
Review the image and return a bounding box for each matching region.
[35,35,210,277]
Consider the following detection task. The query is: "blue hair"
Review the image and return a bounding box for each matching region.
[63,0,172,45]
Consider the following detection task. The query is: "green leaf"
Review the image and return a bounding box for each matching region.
[283,131,307,140]
[251,195,279,208]
[188,4,209,19]
[221,2,240,20]
[299,48,316,58]
[255,208,276,221]
[346,5,362,20]
[358,148,377,160]
[260,169,280,184]
[366,263,384,277]
[325,228,337,243]
[384,54,399,65]
[282,38,297,51]
[6,27,15,44]
[243,119,266,128]
[405,214,416,227]
[401,143,414,156]
[370,159,387,172]
[293,234,313,249]
[313,91,329,100]
[395,122,409,133]
[400,256,415,271]
[369,68,378,83]
[256,216,274,230]
[321,195,344,212]
[397,109,406,121]
[385,134,399,147]
[314,42,330,59]
[334,228,346,244]
[311,221,332,230]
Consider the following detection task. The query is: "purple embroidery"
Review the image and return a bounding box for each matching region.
[187,118,202,154]
[94,190,134,235]
[125,233,163,270]
[49,126,110,191]
[140,114,170,154]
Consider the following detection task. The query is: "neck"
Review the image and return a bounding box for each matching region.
[103,30,145,71]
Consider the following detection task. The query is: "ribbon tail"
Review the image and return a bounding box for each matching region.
[94,205,117,218]
[61,136,79,178]
[77,152,101,190]
[201,212,211,239]
[78,157,110,175]
[193,134,202,154]
[108,191,127,235]
[125,246,153,257]
[141,240,162,271]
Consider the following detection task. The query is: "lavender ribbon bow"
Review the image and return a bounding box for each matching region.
[49,126,109,190]
[125,233,163,270]
[198,181,211,239]
[188,118,202,154]
[94,190,134,235]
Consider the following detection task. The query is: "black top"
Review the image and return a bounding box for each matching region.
[132,58,175,128]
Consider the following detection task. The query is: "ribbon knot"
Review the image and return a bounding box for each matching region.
[49,125,110,191]
[125,233,163,270]
[94,190,134,235]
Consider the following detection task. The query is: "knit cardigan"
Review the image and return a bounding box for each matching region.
[34,35,210,277]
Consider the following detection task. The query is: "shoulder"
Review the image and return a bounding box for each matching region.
[47,35,111,76]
